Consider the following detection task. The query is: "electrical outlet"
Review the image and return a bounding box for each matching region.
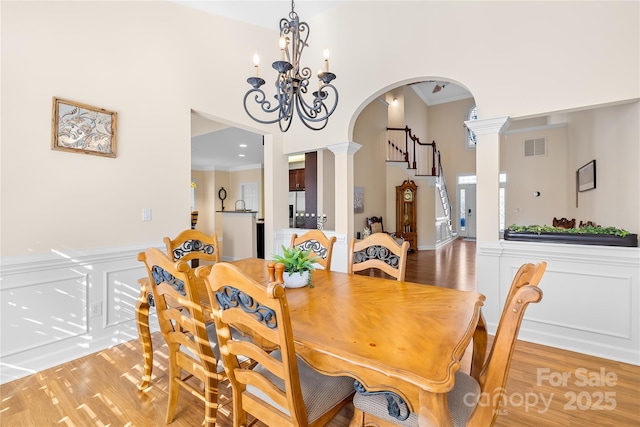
[90,302,102,318]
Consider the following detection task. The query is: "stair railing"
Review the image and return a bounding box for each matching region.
[435,151,454,232]
[386,126,437,176]
[387,126,454,233]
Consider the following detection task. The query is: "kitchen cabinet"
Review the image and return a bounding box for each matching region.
[289,169,305,191]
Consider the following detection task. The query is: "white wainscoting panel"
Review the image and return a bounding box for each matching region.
[105,266,150,328]
[525,268,632,339]
[1,272,89,356]
[0,243,162,384]
[478,240,640,366]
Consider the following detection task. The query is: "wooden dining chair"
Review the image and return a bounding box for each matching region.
[348,233,410,281]
[135,230,222,390]
[470,261,547,380]
[202,262,355,427]
[290,229,337,271]
[138,247,227,427]
[164,229,220,270]
[366,216,385,234]
[143,229,220,327]
[351,261,546,427]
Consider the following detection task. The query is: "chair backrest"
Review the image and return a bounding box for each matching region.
[204,262,308,427]
[366,216,384,234]
[348,233,410,281]
[138,247,219,377]
[468,262,545,426]
[499,261,546,322]
[290,229,337,271]
[471,261,548,380]
[163,229,220,267]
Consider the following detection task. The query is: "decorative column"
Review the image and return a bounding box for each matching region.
[328,142,362,239]
[466,116,510,336]
[465,116,510,242]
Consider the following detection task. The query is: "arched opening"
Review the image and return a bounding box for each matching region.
[350,78,476,250]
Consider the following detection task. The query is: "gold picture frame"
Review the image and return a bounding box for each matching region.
[51,97,117,158]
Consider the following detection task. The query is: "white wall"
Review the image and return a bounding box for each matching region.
[2,0,639,382]
[501,125,569,227]
[556,102,640,232]
[353,98,388,235]
[2,1,638,255]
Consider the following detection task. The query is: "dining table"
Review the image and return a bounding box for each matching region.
[136,258,486,427]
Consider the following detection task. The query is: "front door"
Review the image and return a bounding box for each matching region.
[457,184,476,238]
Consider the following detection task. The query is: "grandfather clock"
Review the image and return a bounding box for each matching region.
[396,179,417,251]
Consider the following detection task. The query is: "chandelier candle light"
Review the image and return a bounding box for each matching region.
[243,0,338,132]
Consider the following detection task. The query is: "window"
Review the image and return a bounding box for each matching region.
[457,174,506,185]
[459,188,466,231]
[466,104,478,149]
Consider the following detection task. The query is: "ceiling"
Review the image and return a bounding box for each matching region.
[184,1,472,171]
[191,126,265,172]
[411,81,473,106]
[171,1,346,29]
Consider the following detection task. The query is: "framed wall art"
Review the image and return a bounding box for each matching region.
[51,97,117,158]
[577,159,596,192]
[354,186,364,213]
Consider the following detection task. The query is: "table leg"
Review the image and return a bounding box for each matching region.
[136,277,153,390]
[418,390,452,427]
[470,311,487,381]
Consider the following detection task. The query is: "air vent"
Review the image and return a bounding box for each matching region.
[523,137,547,157]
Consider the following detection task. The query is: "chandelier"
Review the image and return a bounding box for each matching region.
[243,0,338,132]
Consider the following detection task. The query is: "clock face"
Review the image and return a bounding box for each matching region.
[403,188,413,201]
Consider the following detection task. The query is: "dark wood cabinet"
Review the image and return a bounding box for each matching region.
[396,179,417,251]
[289,169,305,191]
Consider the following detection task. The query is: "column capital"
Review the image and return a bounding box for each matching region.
[328,141,362,156]
[465,116,511,136]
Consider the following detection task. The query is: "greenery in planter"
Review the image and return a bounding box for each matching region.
[507,224,631,237]
[272,245,320,286]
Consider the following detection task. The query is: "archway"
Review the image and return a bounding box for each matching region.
[349,79,477,249]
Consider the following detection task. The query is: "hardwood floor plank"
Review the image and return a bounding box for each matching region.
[1,239,638,426]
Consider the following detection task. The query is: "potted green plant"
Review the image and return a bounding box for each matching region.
[272,245,319,288]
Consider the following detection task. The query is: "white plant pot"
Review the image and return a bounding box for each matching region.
[283,270,310,288]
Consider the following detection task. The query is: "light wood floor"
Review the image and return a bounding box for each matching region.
[2,239,638,426]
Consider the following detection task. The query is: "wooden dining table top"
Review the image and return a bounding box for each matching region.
[229,258,485,424]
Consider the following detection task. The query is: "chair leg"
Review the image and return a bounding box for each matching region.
[135,279,153,390]
[165,364,180,423]
[233,390,247,427]
[204,378,218,427]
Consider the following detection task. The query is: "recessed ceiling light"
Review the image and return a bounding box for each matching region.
[239,144,247,148]
[238,154,246,157]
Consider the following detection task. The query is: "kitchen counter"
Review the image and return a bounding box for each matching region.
[217,211,257,260]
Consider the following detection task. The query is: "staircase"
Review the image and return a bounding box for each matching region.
[387,127,455,237]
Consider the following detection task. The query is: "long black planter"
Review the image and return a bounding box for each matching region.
[503,230,638,247]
